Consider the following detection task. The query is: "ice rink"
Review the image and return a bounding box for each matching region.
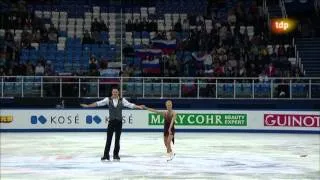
[1,132,319,180]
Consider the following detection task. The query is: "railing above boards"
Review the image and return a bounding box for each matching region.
[1,76,320,99]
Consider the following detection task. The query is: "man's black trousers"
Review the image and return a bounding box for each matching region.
[103,120,122,157]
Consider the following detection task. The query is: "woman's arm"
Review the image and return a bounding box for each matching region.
[168,111,176,134]
[142,105,164,115]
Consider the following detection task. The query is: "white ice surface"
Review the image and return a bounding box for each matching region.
[1,133,319,180]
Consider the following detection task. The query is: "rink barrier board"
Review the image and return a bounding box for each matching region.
[0,109,319,134]
[0,128,320,134]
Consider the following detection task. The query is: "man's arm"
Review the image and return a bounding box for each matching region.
[80,97,109,108]
[122,98,143,109]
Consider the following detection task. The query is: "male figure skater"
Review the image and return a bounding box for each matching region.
[81,87,143,161]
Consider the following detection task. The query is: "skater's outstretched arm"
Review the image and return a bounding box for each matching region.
[80,97,109,108]
[141,105,164,115]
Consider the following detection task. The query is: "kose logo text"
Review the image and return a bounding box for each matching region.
[31,115,79,125]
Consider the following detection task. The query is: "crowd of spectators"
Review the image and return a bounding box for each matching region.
[0,0,316,80]
[123,0,305,82]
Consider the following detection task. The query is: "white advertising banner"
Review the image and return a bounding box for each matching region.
[0,109,319,133]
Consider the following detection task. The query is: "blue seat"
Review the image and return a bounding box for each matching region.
[81,63,89,70]
[171,83,179,96]
[29,50,38,61]
[142,31,149,38]
[255,84,262,95]
[24,82,34,94]
[80,56,88,64]
[125,83,135,96]
[66,56,73,63]
[83,44,91,50]
[56,51,65,61]
[20,54,29,63]
[135,83,143,96]
[144,83,152,96]
[134,32,141,38]
[254,83,270,97]
[236,83,251,97]
[47,54,56,61]
[59,31,67,37]
[47,44,57,51]
[39,43,48,50]
[4,82,14,94]
[217,84,224,96]
[292,84,306,97]
[153,83,161,96]
[100,31,109,41]
[163,83,171,96]
[262,83,271,93]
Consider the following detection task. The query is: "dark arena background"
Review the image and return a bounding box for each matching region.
[1,0,319,179]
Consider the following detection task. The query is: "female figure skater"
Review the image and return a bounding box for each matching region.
[143,100,176,160]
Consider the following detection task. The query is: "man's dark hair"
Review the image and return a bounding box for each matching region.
[111,86,120,91]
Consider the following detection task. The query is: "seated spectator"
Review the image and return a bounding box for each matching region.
[277,44,286,57]
[88,68,100,76]
[122,64,134,77]
[148,19,157,32]
[25,61,34,75]
[91,18,100,32]
[44,61,55,76]
[265,62,276,77]
[24,14,33,30]
[48,24,57,34]
[32,29,42,43]
[0,52,6,67]
[174,19,182,32]
[126,19,134,32]
[48,31,58,43]
[182,19,189,32]
[134,19,142,32]
[258,71,269,82]
[276,79,289,98]
[214,62,225,76]
[286,44,295,57]
[41,30,48,43]
[239,64,247,77]
[99,19,108,32]
[82,30,93,44]
[0,67,5,76]
[89,55,98,71]
[140,18,148,32]
[91,31,100,44]
[35,61,44,76]
[227,10,237,25]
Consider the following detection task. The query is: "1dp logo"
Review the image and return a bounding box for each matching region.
[86,115,102,124]
[31,115,47,124]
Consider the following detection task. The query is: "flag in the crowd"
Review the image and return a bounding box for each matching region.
[192,52,208,62]
[135,49,162,58]
[152,40,177,54]
[141,58,161,74]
